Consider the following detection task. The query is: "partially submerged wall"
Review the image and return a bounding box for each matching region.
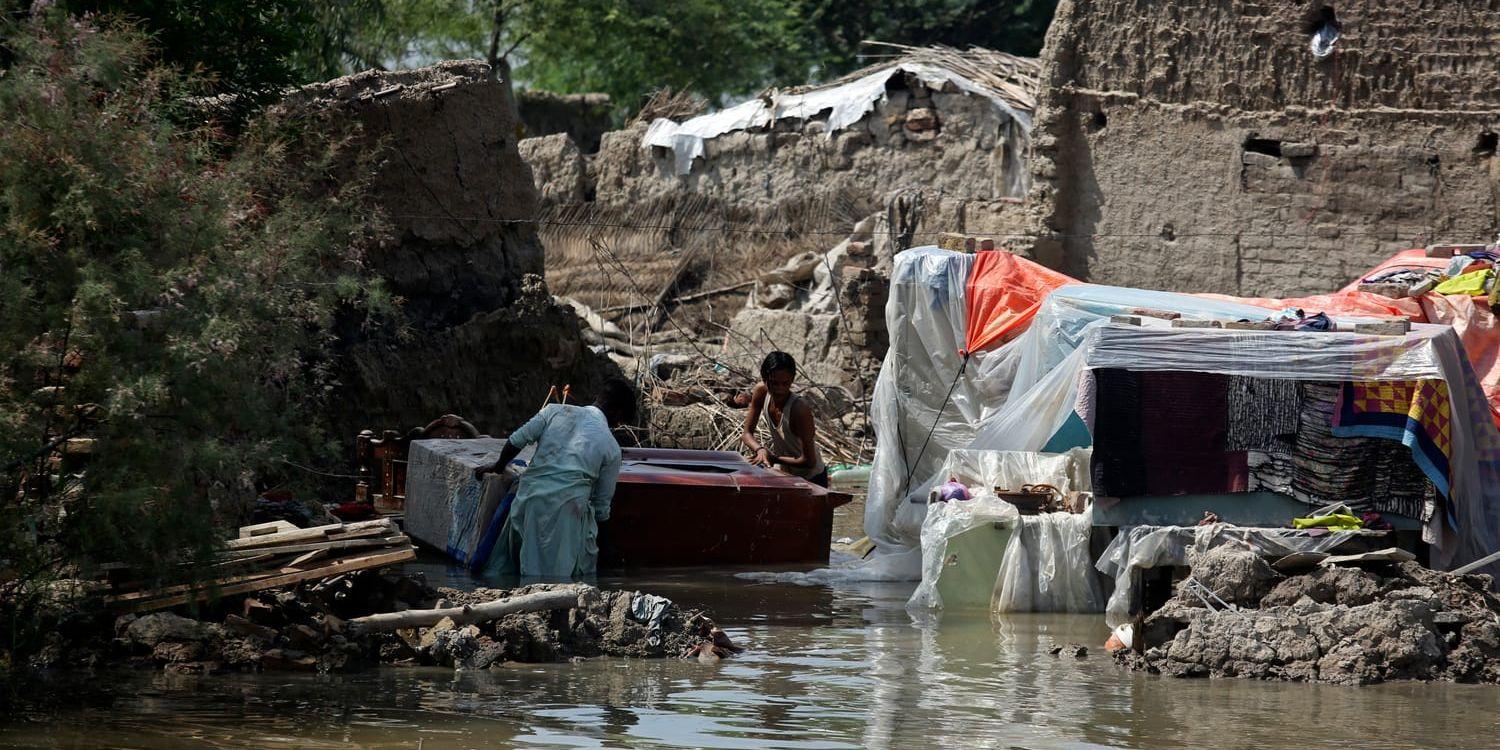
[278,62,615,436]
[1028,0,1500,295]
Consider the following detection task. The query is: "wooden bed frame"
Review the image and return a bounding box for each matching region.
[355,414,486,514]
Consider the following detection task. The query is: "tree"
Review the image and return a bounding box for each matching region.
[312,0,815,117]
[0,11,397,621]
[57,0,336,118]
[315,0,1057,119]
[800,0,1058,77]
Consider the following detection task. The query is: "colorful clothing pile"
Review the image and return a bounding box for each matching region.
[1091,375,1441,523]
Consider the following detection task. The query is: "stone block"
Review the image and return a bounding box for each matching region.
[1354,320,1412,336]
[1242,152,1279,167]
[1171,319,1223,328]
[1281,142,1317,158]
[905,108,938,132]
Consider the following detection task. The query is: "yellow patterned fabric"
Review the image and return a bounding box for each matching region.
[1334,379,1452,496]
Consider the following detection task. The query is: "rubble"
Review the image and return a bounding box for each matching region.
[24,570,732,675]
[1118,550,1500,685]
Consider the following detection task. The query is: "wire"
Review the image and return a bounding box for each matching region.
[900,354,970,500]
[383,211,1448,243]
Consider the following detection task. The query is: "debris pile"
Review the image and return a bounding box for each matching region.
[105,575,730,675]
[16,517,734,675]
[105,519,417,614]
[1118,547,1500,685]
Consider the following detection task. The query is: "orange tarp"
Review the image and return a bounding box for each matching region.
[963,251,1078,354]
[1199,290,1426,320]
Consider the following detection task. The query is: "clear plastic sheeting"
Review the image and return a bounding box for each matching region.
[866,275,1500,579]
[1095,524,1362,626]
[643,63,1031,177]
[1083,323,1448,381]
[866,248,977,549]
[907,448,1090,609]
[992,509,1106,614]
[906,489,1019,609]
[1310,22,1340,58]
[866,273,1280,550]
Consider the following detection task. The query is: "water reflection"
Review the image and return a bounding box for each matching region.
[4,563,1500,749]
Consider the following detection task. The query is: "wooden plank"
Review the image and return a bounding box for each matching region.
[283,548,328,570]
[220,535,409,560]
[213,553,276,570]
[109,543,404,604]
[111,547,417,614]
[239,520,299,539]
[1321,548,1417,566]
[224,519,395,550]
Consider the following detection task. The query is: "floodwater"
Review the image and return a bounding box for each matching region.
[5,561,1500,750]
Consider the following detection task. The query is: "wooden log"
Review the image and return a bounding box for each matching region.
[109,547,417,613]
[346,587,587,635]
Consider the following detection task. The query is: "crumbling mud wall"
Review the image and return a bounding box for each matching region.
[523,71,1035,246]
[1028,0,1500,295]
[277,62,616,436]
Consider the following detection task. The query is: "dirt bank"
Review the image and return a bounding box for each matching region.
[1118,547,1500,685]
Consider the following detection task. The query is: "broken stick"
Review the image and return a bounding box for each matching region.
[346,587,588,635]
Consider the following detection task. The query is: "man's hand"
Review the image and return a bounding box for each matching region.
[751,447,773,467]
[473,463,495,481]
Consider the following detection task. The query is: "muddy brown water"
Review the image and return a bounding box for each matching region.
[5,559,1499,750]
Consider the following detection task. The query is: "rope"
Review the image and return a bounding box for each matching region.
[900,353,970,500]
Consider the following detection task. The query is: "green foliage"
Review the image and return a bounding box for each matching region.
[0,14,396,597]
[311,0,1056,117]
[799,0,1058,76]
[56,0,333,119]
[513,0,811,112]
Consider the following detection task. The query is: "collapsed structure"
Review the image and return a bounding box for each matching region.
[518,47,1042,443]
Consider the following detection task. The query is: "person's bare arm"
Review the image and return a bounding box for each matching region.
[741,383,772,467]
[474,406,548,479]
[473,440,522,480]
[776,399,818,468]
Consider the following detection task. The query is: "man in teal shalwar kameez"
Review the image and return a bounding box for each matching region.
[476,380,635,579]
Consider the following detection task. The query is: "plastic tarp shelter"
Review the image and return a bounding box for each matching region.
[865,248,1500,577]
[1222,248,1500,427]
[864,247,1076,551]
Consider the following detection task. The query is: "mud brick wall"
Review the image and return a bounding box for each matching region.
[523,73,1033,237]
[1027,0,1500,295]
[277,63,616,438]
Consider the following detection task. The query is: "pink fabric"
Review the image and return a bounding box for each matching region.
[1420,294,1500,425]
